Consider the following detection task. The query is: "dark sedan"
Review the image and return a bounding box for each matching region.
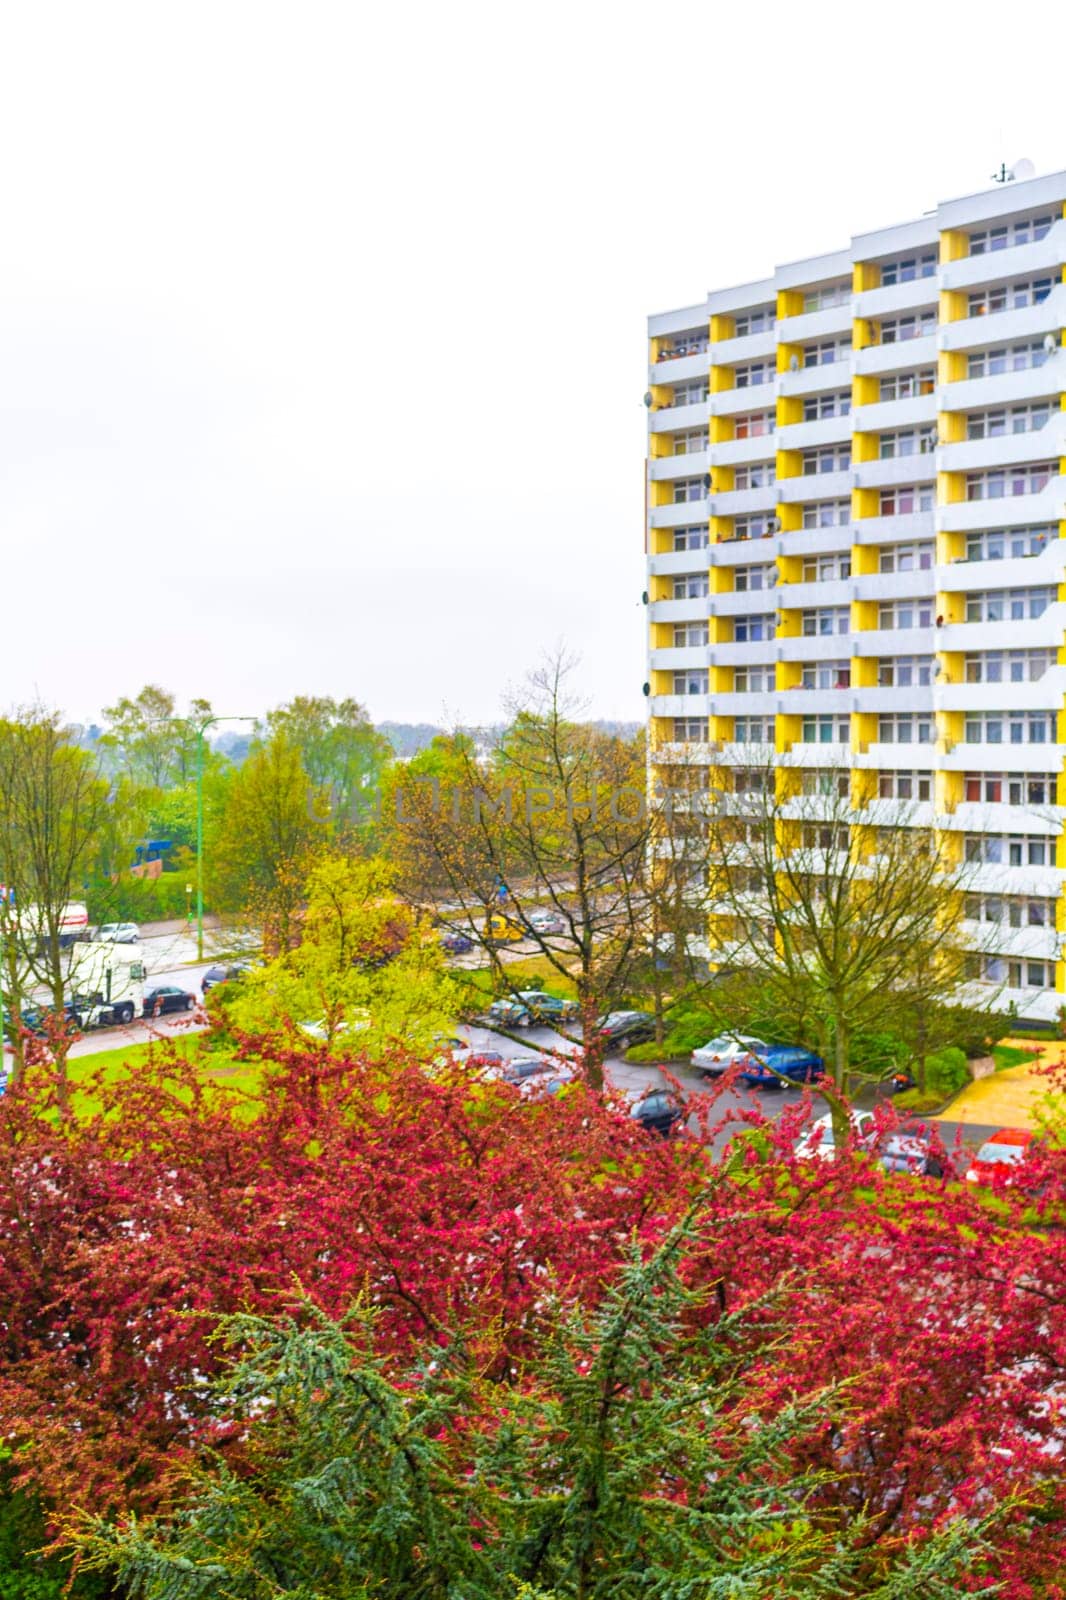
[201,962,252,994]
[595,1010,656,1049]
[629,1089,686,1138]
[144,986,197,1017]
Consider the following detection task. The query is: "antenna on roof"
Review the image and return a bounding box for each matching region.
[1012,157,1036,181]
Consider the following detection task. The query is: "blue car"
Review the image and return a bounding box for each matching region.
[736,1044,825,1089]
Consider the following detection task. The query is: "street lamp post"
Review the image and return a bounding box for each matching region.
[185,716,257,962]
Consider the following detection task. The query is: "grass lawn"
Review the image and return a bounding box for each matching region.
[65,1035,264,1117]
[993,1043,1040,1071]
[458,961,579,1004]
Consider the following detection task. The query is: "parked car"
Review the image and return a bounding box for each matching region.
[795,1110,875,1162]
[528,909,566,935]
[489,990,581,1028]
[877,1126,951,1179]
[438,927,473,954]
[201,962,253,994]
[467,1048,506,1072]
[95,922,141,945]
[7,1001,82,1037]
[595,1011,656,1049]
[736,1045,825,1089]
[629,1089,686,1138]
[691,1033,768,1077]
[495,1055,552,1088]
[965,1128,1042,1187]
[143,985,197,1017]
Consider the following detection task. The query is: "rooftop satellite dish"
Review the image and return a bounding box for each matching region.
[789,354,799,372]
[1043,333,1057,356]
[643,391,653,407]
[1011,157,1036,181]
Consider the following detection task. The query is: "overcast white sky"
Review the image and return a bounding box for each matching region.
[1,0,1062,729]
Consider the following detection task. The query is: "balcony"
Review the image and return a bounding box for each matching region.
[938,740,1066,774]
[777,524,853,558]
[854,332,937,377]
[935,670,1066,712]
[938,418,1066,478]
[851,685,933,714]
[776,686,855,714]
[716,739,777,765]
[712,484,777,517]
[711,589,778,617]
[709,382,778,418]
[707,640,779,667]
[938,284,1066,355]
[649,350,710,386]
[936,541,1066,592]
[854,453,937,491]
[961,981,1061,1024]
[852,741,936,770]
[939,220,1066,292]
[776,303,854,344]
[777,468,853,503]
[706,691,776,717]
[709,431,778,467]
[949,803,1061,838]
[710,532,782,564]
[852,568,935,603]
[775,576,853,609]
[649,399,710,433]
[851,624,936,656]
[937,476,1066,533]
[936,358,1065,416]
[855,798,937,831]
[649,450,710,483]
[651,741,716,765]
[648,597,711,624]
[954,862,1065,899]
[649,693,712,718]
[649,645,711,671]
[852,279,938,322]
[852,510,935,545]
[852,392,937,434]
[647,548,711,577]
[778,633,852,664]
[777,358,852,399]
[779,742,854,768]
[959,919,1059,962]
[775,414,852,453]
[649,498,710,529]
[710,326,777,366]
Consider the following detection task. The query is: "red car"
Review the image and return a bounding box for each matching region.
[965,1127,1042,1187]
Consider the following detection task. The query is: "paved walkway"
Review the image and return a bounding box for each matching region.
[933,1039,1059,1131]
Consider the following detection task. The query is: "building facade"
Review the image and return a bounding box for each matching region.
[645,169,1066,1022]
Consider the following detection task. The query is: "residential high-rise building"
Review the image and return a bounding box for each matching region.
[645,169,1066,1021]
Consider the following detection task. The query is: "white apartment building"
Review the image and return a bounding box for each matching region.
[645,168,1066,1022]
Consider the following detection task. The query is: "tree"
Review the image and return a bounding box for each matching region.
[699,756,982,1114]
[224,855,461,1054]
[265,696,392,832]
[389,654,658,1087]
[0,709,112,1102]
[210,731,319,950]
[99,686,213,789]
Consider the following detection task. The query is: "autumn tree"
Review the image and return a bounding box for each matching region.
[210,730,320,950]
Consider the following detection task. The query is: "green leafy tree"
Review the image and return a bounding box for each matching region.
[265,696,392,830]
[99,686,213,789]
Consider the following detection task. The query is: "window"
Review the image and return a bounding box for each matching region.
[964,711,1052,745]
[732,512,777,540]
[877,656,933,687]
[801,606,850,636]
[960,467,1056,502]
[673,668,708,695]
[967,277,1053,317]
[879,369,936,401]
[970,894,1058,929]
[801,824,849,850]
[964,589,1054,623]
[968,341,1051,378]
[801,553,851,581]
[878,485,935,515]
[878,311,936,343]
[802,390,851,420]
[878,599,933,630]
[966,403,1052,440]
[672,574,709,599]
[965,526,1053,562]
[672,429,707,455]
[673,622,708,647]
[800,662,851,690]
[673,526,708,551]
[802,337,851,367]
[879,251,937,286]
[876,770,933,801]
[672,718,708,742]
[734,460,776,490]
[732,307,775,337]
[978,955,1053,990]
[733,715,774,743]
[969,215,1054,254]
[879,541,934,573]
[673,478,705,503]
[800,770,851,797]
[879,426,936,458]
[734,564,774,592]
[877,713,934,744]
[964,773,1058,806]
[733,613,776,643]
[733,409,775,439]
[965,835,1052,868]
[734,768,773,796]
[669,380,709,407]
[734,665,773,693]
[800,715,850,744]
[802,282,850,312]
[801,499,851,528]
[801,444,851,475]
[964,649,1054,683]
[734,360,773,388]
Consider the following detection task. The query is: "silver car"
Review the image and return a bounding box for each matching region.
[95,922,141,944]
[691,1033,767,1076]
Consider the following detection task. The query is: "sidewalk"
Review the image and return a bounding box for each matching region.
[932,1039,1059,1131]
